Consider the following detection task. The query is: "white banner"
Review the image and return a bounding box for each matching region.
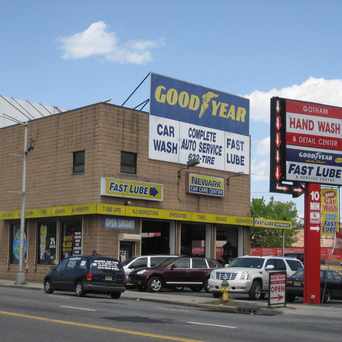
[149,115,250,174]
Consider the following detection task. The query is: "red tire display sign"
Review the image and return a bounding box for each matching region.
[268,272,286,306]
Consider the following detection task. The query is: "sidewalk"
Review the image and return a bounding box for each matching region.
[1,278,340,317]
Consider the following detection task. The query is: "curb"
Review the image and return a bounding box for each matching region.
[0,282,281,315]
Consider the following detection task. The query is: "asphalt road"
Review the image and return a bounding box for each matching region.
[0,287,341,342]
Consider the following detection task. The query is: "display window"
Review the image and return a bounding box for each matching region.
[61,219,82,258]
[38,222,57,265]
[9,222,28,264]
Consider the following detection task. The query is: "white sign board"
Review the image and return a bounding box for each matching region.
[268,272,286,306]
[149,115,250,173]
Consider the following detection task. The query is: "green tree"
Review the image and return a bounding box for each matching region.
[250,197,300,248]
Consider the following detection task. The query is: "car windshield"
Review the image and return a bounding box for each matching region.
[229,257,265,269]
[291,270,304,280]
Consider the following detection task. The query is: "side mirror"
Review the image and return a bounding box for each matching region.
[265,265,275,271]
[170,264,176,270]
[224,264,230,268]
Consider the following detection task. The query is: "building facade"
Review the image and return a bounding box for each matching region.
[0,102,278,281]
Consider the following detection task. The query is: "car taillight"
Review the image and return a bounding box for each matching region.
[86,272,93,281]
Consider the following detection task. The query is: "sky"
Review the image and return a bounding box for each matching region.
[1,0,342,218]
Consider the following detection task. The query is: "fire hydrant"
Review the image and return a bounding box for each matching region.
[220,279,230,303]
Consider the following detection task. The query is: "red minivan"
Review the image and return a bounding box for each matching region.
[129,256,221,292]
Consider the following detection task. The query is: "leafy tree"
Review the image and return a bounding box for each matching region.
[250,197,300,248]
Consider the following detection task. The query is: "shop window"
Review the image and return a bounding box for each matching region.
[73,150,85,175]
[142,221,170,255]
[61,219,82,258]
[216,228,238,264]
[9,222,28,264]
[38,222,57,265]
[120,151,137,174]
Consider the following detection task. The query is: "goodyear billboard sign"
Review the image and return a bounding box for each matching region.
[187,173,224,197]
[149,74,250,174]
[100,177,163,202]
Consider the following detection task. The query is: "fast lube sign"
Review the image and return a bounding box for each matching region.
[149,74,250,174]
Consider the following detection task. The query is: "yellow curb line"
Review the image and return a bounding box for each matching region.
[0,310,203,342]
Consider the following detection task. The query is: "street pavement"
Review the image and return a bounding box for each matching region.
[0,284,341,341]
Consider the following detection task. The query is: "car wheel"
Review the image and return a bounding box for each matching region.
[322,290,331,304]
[190,285,203,292]
[75,282,85,297]
[212,292,221,298]
[286,294,295,303]
[249,280,262,300]
[44,279,54,294]
[110,292,121,299]
[147,277,163,292]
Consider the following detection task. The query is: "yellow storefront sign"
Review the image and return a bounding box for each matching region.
[187,173,224,197]
[100,177,163,202]
[0,203,292,230]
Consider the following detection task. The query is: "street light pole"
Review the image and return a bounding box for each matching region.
[16,123,28,285]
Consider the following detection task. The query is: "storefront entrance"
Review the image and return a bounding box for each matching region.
[216,227,238,264]
[120,241,134,262]
[181,223,206,257]
[141,220,170,255]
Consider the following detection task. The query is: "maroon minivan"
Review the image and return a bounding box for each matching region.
[129,256,221,292]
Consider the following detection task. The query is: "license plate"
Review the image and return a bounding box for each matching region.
[105,276,112,281]
[293,281,302,287]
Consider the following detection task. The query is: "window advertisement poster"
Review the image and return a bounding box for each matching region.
[149,73,250,174]
[10,223,28,264]
[268,272,286,306]
[284,99,342,186]
[320,188,340,234]
[62,221,82,258]
[38,223,57,264]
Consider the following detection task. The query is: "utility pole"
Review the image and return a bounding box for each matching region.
[16,123,28,284]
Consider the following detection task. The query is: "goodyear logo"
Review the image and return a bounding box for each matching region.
[150,73,249,135]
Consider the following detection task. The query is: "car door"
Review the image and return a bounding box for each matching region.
[163,257,190,285]
[189,257,210,284]
[51,259,69,290]
[63,257,82,291]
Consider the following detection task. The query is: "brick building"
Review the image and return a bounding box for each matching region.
[0,102,262,281]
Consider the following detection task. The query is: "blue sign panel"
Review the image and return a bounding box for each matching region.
[150,73,249,135]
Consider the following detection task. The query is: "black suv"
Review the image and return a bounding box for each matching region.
[43,256,126,299]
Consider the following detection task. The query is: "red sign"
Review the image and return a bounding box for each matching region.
[304,183,321,304]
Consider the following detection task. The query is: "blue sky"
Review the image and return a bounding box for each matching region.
[1,1,342,217]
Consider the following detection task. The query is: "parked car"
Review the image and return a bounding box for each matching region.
[284,252,304,264]
[43,256,126,299]
[286,269,342,303]
[208,255,304,300]
[122,255,178,276]
[129,256,221,292]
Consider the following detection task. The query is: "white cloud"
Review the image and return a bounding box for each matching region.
[60,21,160,64]
[251,136,270,181]
[246,77,342,122]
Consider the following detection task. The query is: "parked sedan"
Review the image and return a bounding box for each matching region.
[44,256,126,299]
[286,269,342,303]
[129,256,221,292]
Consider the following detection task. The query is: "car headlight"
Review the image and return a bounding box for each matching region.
[239,272,250,280]
[137,270,146,275]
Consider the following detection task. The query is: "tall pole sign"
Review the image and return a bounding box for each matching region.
[304,183,321,304]
[270,97,342,304]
